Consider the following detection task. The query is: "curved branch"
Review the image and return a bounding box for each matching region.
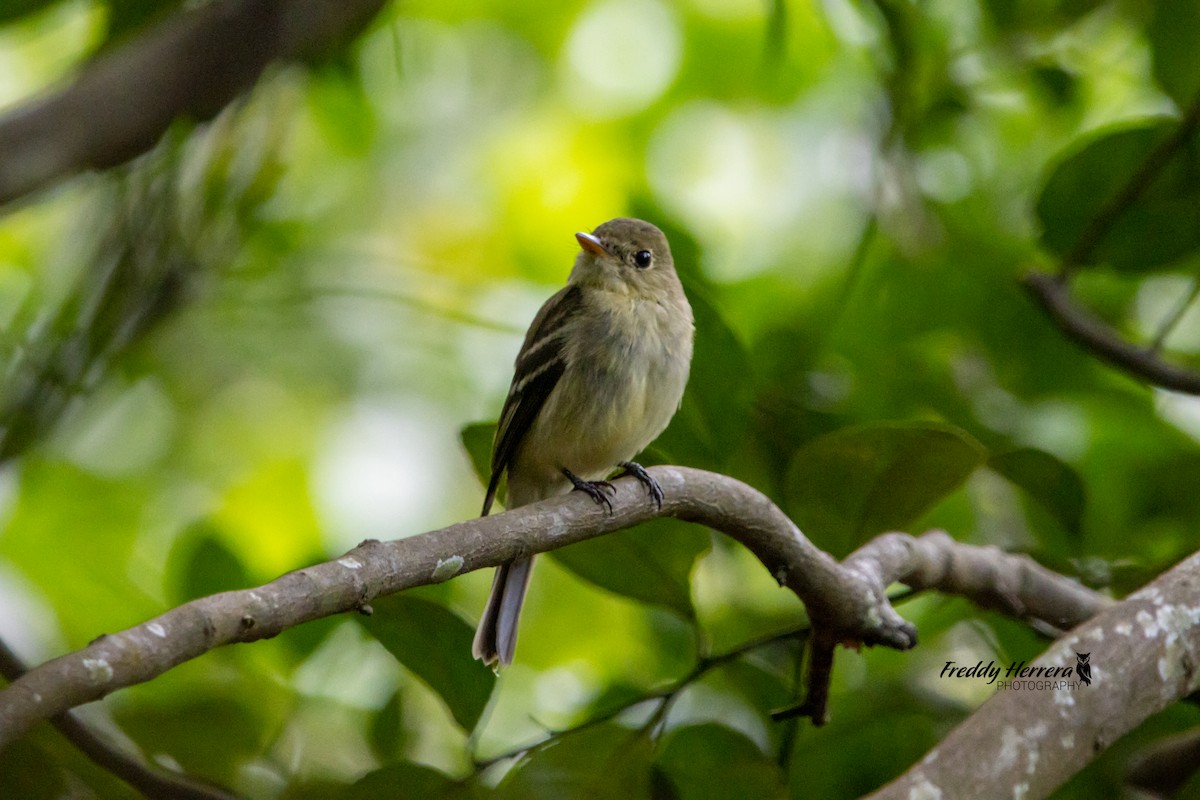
[1022,270,1200,394]
[847,530,1108,631]
[0,466,1105,755]
[869,546,1200,799]
[769,529,1109,722]
[0,0,386,207]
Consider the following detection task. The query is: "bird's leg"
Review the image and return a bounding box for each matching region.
[617,461,663,510]
[562,467,615,513]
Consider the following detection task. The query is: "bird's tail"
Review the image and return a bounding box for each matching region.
[471,556,534,667]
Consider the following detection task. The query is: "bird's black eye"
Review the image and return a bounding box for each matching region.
[633,250,653,269]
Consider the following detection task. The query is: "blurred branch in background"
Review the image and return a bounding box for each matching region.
[1022,270,1200,394]
[0,0,385,207]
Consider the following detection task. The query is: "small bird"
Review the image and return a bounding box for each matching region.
[472,218,695,667]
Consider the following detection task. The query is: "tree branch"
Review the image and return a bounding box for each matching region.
[0,466,1107,756]
[0,0,386,208]
[868,547,1200,800]
[846,530,1107,631]
[1022,270,1200,394]
[770,529,1109,722]
[474,622,813,770]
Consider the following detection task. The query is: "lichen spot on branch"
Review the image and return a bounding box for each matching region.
[432,555,465,582]
[82,658,114,684]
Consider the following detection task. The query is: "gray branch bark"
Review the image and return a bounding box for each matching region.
[0,0,386,207]
[869,547,1200,800]
[0,466,1109,769]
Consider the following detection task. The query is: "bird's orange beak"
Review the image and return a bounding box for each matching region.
[575,231,609,256]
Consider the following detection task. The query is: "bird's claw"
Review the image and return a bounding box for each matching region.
[562,468,614,513]
[618,461,663,510]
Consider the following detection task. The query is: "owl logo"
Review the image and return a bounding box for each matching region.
[1075,652,1092,686]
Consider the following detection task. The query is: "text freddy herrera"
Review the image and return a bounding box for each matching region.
[939,660,1076,685]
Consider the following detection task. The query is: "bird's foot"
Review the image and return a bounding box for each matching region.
[618,461,663,510]
[562,468,615,513]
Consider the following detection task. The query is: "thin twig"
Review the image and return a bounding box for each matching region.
[473,697,671,771]
[472,622,811,770]
[1149,277,1200,354]
[774,636,806,771]
[1023,89,1200,394]
[771,632,834,724]
[1022,270,1200,394]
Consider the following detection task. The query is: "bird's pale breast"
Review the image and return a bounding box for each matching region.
[507,291,692,506]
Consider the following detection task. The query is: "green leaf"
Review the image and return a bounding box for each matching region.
[280,780,357,800]
[785,422,986,556]
[112,694,267,786]
[549,519,711,619]
[102,0,183,47]
[308,62,377,155]
[348,763,476,800]
[0,739,69,800]
[1036,120,1200,272]
[980,0,1104,29]
[1030,64,1078,107]
[368,691,408,761]
[356,594,495,731]
[0,460,160,645]
[497,723,654,800]
[655,724,787,800]
[167,522,251,604]
[988,447,1085,538]
[461,421,497,488]
[1149,0,1200,107]
[714,641,805,713]
[786,707,943,797]
[0,725,141,799]
[0,0,62,24]
[655,287,753,470]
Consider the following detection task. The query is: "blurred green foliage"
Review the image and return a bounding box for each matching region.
[3,0,1200,798]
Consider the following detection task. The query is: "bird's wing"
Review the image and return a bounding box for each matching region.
[482,284,583,515]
